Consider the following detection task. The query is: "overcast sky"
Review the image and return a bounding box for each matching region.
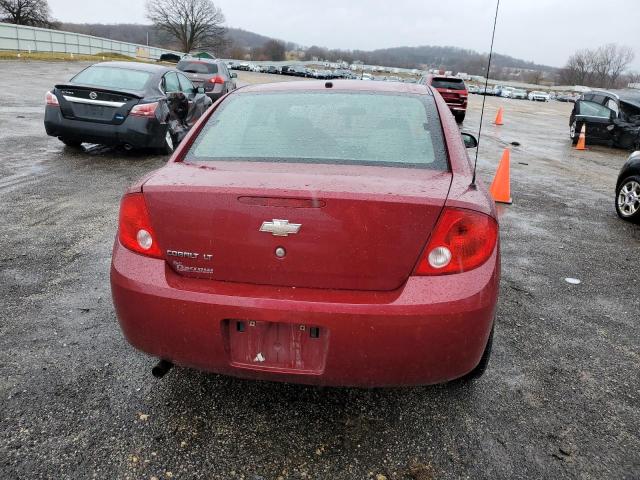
[47,0,640,69]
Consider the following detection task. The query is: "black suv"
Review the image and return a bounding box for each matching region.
[569,90,640,150]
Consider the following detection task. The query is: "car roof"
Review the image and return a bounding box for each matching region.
[93,61,171,73]
[594,89,640,109]
[238,80,433,96]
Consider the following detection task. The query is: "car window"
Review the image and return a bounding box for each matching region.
[164,72,180,93]
[606,99,619,117]
[187,92,448,170]
[431,78,466,90]
[219,63,229,77]
[177,73,194,92]
[578,100,613,118]
[177,60,218,74]
[70,66,151,91]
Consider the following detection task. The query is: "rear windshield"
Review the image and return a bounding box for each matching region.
[177,61,218,74]
[71,66,151,91]
[186,92,448,170]
[431,78,466,90]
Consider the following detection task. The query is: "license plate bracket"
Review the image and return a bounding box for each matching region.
[227,320,328,374]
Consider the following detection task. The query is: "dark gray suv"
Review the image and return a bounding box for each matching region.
[177,57,237,101]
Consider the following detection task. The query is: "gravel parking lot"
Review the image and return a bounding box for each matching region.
[1,61,638,480]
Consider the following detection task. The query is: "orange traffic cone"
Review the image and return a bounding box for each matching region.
[575,124,587,150]
[494,107,504,125]
[489,148,513,204]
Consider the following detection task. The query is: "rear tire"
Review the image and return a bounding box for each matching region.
[59,137,82,148]
[616,175,640,223]
[457,325,494,382]
[455,112,466,124]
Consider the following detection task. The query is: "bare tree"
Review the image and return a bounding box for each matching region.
[627,71,640,84]
[526,70,545,85]
[561,44,635,88]
[605,44,635,87]
[0,0,56,27]
[146,0,226,54]
[260,40,286,61]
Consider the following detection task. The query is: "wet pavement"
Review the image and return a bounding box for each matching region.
[0,61,638,480]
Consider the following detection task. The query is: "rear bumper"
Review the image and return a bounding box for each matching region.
[445,103,467,113]
[44,106,167,148]
[110,241,500,387]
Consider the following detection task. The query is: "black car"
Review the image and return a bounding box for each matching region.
[176,57,237,101]
[616,151,640,223]
[289,65,308,77]
[569,90,640,150]
[44,62,212,153]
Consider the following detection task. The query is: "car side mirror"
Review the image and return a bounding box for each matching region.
[196,87,205,94]
[462,132,478,149]
[230,72,237,78]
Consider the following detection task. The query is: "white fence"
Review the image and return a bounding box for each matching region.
[0,22,181,60]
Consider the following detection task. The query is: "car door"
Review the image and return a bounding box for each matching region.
[162,70,189,120]
[574,99,616,143]
[218,62,233,92]
[177,72,210,126]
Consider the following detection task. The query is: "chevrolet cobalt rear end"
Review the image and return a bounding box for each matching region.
[110,81,500,387]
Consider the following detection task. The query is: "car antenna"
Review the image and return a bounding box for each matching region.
[472,0,501,187]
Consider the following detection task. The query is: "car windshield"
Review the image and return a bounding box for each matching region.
[431,78,465,90]
[70,66,151,90]
[177,60,218,74]
[187,92,447,169]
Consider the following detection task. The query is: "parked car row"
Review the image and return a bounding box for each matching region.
[228,61,360,80]
[467,84,580,103]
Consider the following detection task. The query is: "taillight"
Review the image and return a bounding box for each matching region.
[130,102,158,118]
[45,91,59,106]
[414,208,498,276]
[118,193,162,258]
[209,75,225,84]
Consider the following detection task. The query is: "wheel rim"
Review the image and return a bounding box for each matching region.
[165,132,174,152]
[618,180,640,217]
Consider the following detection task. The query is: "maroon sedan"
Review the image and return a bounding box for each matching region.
[110,80,500,387]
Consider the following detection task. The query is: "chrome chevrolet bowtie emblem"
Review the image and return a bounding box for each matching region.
[259,219,301,237]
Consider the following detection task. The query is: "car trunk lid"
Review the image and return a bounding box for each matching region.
[54,84,143,124]
[142,162,452,291]
[181,72,207,87]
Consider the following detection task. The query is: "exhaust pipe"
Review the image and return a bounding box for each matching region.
[152,359,173,379]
